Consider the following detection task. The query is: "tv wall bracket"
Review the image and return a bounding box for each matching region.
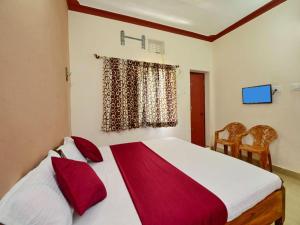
[120,30,146,49]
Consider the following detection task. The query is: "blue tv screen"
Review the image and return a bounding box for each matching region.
[242,84,272,104]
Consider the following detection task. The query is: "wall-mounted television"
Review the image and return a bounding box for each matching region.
[242,84,272,104]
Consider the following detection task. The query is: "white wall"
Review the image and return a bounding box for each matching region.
[69,0,300,173]
[69,11,214,146]
[213,0,300,172]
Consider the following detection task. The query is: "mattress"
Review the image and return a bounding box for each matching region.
[73,137,282,225]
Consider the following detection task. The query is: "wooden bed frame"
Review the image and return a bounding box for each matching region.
[226,186,285,225]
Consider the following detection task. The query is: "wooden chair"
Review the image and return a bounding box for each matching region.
[236,125,278,171]
[214,122,247,157]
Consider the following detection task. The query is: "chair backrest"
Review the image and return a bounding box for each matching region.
[225,122,247,141]
[249,125,278,147]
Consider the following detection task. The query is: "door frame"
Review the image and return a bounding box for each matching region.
[190,70,208,147]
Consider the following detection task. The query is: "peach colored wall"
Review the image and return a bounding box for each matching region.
[0,0,70,197]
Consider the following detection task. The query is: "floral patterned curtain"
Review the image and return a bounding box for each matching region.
[102,57,177,132]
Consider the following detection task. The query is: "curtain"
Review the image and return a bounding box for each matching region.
[102,57,177,132]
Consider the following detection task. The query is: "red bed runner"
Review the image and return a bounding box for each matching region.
[110,142,227,225]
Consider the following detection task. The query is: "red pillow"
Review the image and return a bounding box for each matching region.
[71,136,103,162]
[51,157,107,215]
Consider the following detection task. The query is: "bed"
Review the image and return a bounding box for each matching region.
[73,137,285,225]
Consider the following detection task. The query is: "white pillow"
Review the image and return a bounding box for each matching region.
[0,185,72,225]
[0,151,73,225]
[58,137,87,162]
[64,136,75,144]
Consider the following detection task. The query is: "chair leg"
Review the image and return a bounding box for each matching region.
[275,217,284,225]
[231,145,238,158]
[230,145,235,157]
[268,152,273,172]
[260,152,268,170]
[236,146,243,160]
[214,141,217,151]
[224,145,228,155]
[247,152,253,163]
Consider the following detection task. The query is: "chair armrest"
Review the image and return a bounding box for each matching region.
[238,131,249,137]
[235,131,249,143]
[215,128,226,140]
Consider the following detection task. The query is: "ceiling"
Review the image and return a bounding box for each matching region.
[78,0,271,36]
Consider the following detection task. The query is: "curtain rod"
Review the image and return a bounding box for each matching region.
[94,54,179,68]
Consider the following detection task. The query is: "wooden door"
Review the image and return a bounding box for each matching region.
[190,72,205,146]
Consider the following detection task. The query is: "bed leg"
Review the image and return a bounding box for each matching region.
[275,217,284,225]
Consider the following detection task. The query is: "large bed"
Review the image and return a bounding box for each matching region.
[73,137,284,225]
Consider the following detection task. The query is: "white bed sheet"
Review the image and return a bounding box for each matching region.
[73,137,282,225]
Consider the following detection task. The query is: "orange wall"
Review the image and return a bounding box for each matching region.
[0,0,70,197]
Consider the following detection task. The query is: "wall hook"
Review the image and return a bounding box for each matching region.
[94,54,100,59]
[65,67,71,82]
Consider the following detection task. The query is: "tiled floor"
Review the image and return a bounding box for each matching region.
[274,171,300,225]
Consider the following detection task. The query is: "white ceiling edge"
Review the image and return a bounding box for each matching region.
[78,0,271,35]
